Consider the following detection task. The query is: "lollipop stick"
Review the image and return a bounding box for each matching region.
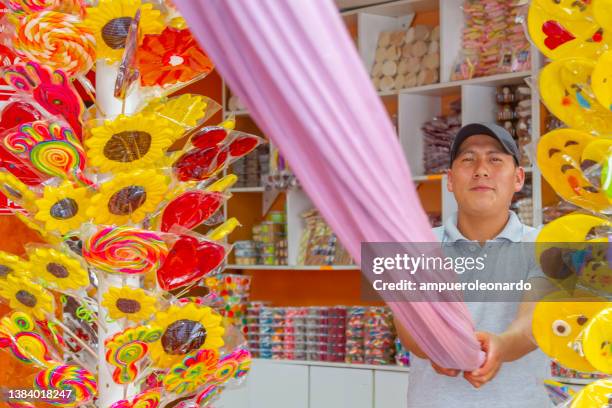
[51,318,97,359]
[76,76,106,118]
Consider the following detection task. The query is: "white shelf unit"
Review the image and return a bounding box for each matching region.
[219,0,546,265]
[342,0,545,226]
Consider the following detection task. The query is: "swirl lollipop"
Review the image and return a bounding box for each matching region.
[163,348,219,394]
[8,0,85,15]
[105,326,162,385]
[34,364,97,407]
[83,226,168,275]
[3,120,93,186]
[109,388,162,408]
[13,11,95,77]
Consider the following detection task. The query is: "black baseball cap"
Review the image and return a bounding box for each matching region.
[450,122,520,165]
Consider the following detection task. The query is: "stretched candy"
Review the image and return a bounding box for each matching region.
[34,364,97,407]
[105,326,162,385]
[13,11,95,76]
[3,120,92,186]
[83,227,168,275]
[4,62,85,138]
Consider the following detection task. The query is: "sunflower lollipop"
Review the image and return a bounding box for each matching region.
[0,274,55,320]
[148,303,224,369]
[85,0,164,63]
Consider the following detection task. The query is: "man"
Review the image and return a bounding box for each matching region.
[396,123,549,407]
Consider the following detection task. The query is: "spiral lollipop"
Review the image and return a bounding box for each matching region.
[34,364,97,407]
[83,226,168,275]
[13,11,95,76]
[8,0,85,15]
[4,121,92,186]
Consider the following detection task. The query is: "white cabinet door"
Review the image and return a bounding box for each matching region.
[374,371,409,408]
[215,383,249,408]
[309,366,373,408]
[247,360,309,408]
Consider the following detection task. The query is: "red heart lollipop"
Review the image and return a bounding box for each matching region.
[229,135,259,157]
[157,235,226,291]
[161,191,224,232]
[191,127,228,149]
[173,146,219,181]
[0,101,41,131]
[542,20,576,50]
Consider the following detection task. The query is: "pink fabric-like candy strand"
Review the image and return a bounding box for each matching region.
[175,0,485,370]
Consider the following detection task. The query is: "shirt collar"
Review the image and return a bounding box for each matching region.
[442,211,524,243]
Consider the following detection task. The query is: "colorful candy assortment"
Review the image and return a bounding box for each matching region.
[452,0,530,80]
[231,145,269,188]
[298,209,353,266]
[247,305,407,366]
[422,100,461,175]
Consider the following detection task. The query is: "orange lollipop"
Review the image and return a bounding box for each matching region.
[13,11,95,76]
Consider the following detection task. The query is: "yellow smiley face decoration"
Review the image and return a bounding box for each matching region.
[537,129,611,212]
[540,58,612,134]
[582,308,612,373]
[532,290,610,372]
[528,2,608,61]
[594,0,612,34]
[591,50,612,112]
[534,0,593,21]
[570,379,612,407]
[536,213,612,292]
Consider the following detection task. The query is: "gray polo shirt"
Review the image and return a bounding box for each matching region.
[406,211,550,408]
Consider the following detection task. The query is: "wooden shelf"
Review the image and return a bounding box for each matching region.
[226,109,249,116]
[254,358,410,373]
[413,174,443,182]
[340,0,438,16]
[226,264,359,271]
[229,187,265,193]
[400,71,531,97]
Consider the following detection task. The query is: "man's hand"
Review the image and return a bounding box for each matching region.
[430,361,460,377]
[463,331,506,388]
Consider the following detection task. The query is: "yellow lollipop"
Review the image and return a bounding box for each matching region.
[537,129,610,212]
[528,2,607,60]
[534,0,594,20]
[536,213,611,292]
[540,58,612,134]
[583,308,612,373]
[570,379,612,407]
[533,290,610,372]
[592,50,612,111]
[594,0,612,33]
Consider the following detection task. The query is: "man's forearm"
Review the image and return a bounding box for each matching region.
[498,303,538,362]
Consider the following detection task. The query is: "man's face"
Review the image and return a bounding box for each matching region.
[447,134,525,216]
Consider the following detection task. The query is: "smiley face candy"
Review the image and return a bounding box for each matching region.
[540,58,612,134]
[534,0,594,20]
[528,2,608,61]
[536,213,612,293]
[532,290,610,372]
[582,308,612,373]
[592,50,612,111]
[570,378,612,407]
[537,129,611,212]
